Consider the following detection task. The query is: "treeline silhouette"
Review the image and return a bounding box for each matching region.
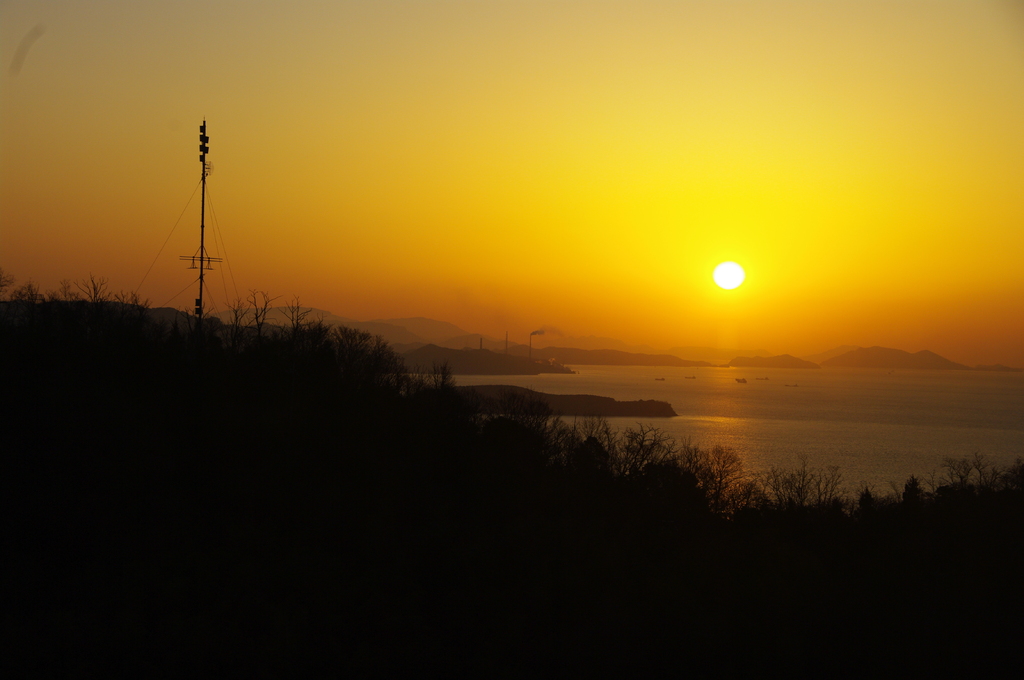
[2,276,1023,677]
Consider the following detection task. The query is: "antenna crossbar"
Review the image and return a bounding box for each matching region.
[179,254,223,270]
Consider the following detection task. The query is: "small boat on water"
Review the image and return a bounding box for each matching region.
[735,378,747,383]
[784,383,799,387]
[684,376,696,379]
[655,377,665,381]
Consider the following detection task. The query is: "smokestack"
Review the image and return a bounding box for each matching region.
[529,329,544,360]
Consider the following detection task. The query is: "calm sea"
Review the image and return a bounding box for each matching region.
[456,365,1024,494]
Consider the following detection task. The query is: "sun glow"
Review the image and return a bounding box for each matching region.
[713,262,745,290]
[1,2,1022,366]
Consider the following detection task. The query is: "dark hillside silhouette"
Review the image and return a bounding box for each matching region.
[461,384,677,417]
[2,276,1022,677]
[210,305,427,344]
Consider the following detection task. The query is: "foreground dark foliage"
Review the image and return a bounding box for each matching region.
[2,295,1022,678]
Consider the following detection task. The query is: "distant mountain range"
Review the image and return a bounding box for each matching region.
[729,354,820,369]
[730,346,1023,371]
[200,307,1020,371]
[524,335,771,363]
[665,345,774,363]
[508,346,712,367]
[800,345,860,365]
[821,346,971,370]
[368,317,471,343]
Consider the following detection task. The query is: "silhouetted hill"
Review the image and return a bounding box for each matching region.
[258,306,352,327]
[433,333,513,351]
[729,354,820,369]
[371,317,471,342]
[533,334,662,354]
[4,294,1023,677]
[461,385,677,417]
[801,345,860,364]
[209,307,426,345]
[147,306,196,327]
[822,346,971,370]
[509,345,712,367]
[339,319,424,344]
[404,344,573,374]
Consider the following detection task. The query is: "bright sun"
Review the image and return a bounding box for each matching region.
[713,261,746,290]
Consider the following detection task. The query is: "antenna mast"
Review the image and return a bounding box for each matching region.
[180,119,221,325]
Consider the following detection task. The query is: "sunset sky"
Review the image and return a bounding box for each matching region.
[3,1,1023,366]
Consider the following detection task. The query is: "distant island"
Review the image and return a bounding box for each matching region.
[822,346,970,370]
[975,364,1024,373]
[510,346,712,367]
[460,385,677,417]
[404,345,573,375]
[516,335,771,363]
[728,354,820,369]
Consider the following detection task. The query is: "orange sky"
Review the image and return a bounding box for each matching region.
[3,1,1023,366]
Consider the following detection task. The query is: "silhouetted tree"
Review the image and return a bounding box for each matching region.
[247,288,276,339]
[74,273,110,302]
[0,266,13,298]
[4,275,1024,678]
[46,278,79,302]
[10,279,40,302]
[856,486,878,519]
[222,296,251,351]
[902,475,923,508]
[609,423,677,477]
[758,455,844,510]
[676,441,758,515]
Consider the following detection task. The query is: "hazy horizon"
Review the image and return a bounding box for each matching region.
[3,1,1023,367]
[186,303,1023,366]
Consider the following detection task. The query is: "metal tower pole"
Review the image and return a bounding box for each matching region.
[181,120,220,327]
[198,139,207,324]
